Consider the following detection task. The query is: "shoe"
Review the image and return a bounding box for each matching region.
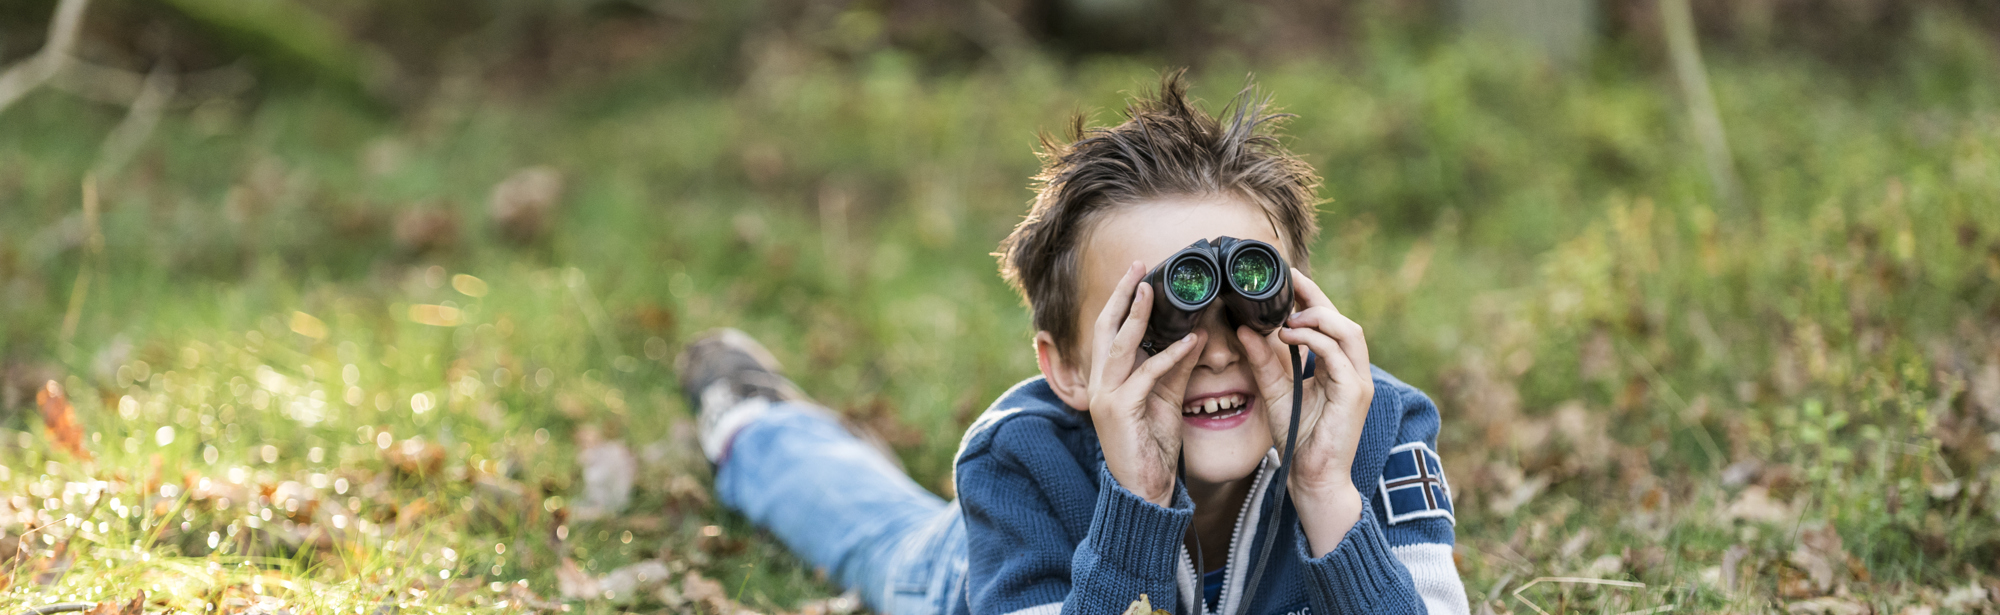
[676,328,809,463]
[675,328,911,472]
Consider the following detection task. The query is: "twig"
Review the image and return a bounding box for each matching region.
[42,484,110,589]
[59,175,103,344]
[563,268,626,369]
[1619,341,1725,470]
[1658,0,1744,216]
[95,61,177,175]
[14,602,95,615]
[0,0,92,115]
[54,60,252,107]
[1512,577,1670,615]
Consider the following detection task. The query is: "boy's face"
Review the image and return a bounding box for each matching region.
[1067,194,1286,487]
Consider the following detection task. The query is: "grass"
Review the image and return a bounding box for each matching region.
[2,10,2000,615]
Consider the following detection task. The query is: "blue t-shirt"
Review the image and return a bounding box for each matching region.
[1203,568,1225,612]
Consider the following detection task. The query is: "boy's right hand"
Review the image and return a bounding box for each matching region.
[1085,261,1204,506]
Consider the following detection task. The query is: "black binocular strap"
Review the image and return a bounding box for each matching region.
[1234,344,1306,615]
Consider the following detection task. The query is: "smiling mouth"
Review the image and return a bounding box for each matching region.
[1182,393,1248,417]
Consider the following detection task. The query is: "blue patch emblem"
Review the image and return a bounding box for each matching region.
[1378,442,1454,526]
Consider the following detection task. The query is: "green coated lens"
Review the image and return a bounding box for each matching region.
[1232,251,1277,294]
[1168,260,1215,304]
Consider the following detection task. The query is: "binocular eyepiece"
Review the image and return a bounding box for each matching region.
[1139,236,1293,354]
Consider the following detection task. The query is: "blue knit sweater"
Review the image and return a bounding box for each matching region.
[951,366,1468,615]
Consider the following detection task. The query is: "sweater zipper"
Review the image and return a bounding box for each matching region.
[1183,451,1280,615]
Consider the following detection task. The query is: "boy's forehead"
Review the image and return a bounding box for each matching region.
[1080,195,1286,277]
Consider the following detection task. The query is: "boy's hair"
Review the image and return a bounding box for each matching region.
[996,71,1323,356]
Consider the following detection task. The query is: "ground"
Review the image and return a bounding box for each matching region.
[2,18,1999,615]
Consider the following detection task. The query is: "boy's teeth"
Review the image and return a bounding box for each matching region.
[1183,395,1249,415]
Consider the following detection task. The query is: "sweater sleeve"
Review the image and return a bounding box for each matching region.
[961,418,1192,615]
[1367,374,1470,615]
[1292,501,1425,615]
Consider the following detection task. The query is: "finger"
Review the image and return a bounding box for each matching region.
[1278,326,1362,390]
[1102,282,1155,384]
[1285,307,1370,375]
[1092,262,1148,354]
[1290,267,1338,312]
[1091,262,1148,383]
[1154,329,1205,393]
[1110,281,1156,355]
[1127,331,1199,390]
[1235,326,1293,393]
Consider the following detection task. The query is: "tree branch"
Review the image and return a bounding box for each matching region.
[0,0,93,115]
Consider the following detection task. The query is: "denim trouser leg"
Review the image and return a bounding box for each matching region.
[714,404,966,615]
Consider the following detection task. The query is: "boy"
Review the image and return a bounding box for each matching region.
[679,73,1469,615]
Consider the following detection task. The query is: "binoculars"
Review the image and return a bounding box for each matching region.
[1139,236,1294,354]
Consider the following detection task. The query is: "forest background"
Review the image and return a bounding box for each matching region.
[3,0,1999,613]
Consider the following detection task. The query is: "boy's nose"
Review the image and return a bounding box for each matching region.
[1193,312,1240,371]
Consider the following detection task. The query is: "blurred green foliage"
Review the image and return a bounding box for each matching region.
[1,3,1999,613]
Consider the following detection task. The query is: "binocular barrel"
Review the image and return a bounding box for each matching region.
[1139,237,1293,354]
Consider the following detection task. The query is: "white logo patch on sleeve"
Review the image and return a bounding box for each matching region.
[1378,442,1455,526]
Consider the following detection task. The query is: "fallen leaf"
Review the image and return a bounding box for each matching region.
[1788,523,1849,594]
[1490,473,1548,516]
[489,166,564,244]
[556,558,600,600]
[36,380,90,460]
[683,571,759,615]
[1941,582,1988,612]
[1723,486,1794,524]
[1122,594,1170,615]
[385,438,446,477]
[572,441,636,520]
[1786,596,1872,615]
[1720,459,1763,488]
[596,560,672,602]
[1556,528,1594,561]
[1721,544,1749,593]
[1580,554,1622,578]
[289,311,328,340]
[393,207,459,254]
[796,591,862,615]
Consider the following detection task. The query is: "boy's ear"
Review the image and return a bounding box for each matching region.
[1034,331,1091,411]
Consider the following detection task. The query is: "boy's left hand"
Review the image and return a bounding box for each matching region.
[1236,268,1372,557]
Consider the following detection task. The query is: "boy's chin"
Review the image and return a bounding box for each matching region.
[1179,442,1272,487]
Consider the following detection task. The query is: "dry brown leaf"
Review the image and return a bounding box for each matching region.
[1788,523,1849,595]
[1786,596,1872,615]
[556,557,600,600]
[393,207,459,254]
[1552,401,1610,469]
[36,380,91,460]
[795,592,861,615]
[489,166,564,244]
[1941,582,1989,611]
[1721,544,1749,593]
[591,560,673,602]
[1556,528,1594,561]
[683,571,759,615]
[1121,594,1170,615]
[573,441,636,520]
[1723,486,1794,524]
[118,590,146,615]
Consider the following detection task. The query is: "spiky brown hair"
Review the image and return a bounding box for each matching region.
[996,70,1323,355]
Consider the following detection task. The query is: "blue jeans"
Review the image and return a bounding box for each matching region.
[715,405,967,615]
